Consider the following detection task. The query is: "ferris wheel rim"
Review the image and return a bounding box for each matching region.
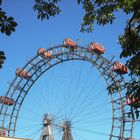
[0,45,134,139]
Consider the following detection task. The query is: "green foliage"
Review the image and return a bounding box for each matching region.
[0,5,17,36]
[125,80,140,96]
[33,0,61,20]
[118,0,140,97]
[119,27,140,76]
[80,0,95,32]
[79,0,137,32]
[0,0,2,5]
[0,51,6,69]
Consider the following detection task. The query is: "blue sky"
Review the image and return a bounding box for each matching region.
[0,1,139,140]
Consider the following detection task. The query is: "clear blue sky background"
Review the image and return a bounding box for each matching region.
[0,0,139,140]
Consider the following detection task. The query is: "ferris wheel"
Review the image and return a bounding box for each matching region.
[0,38,139,140]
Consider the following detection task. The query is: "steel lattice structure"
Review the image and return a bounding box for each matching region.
[0,45,136,139]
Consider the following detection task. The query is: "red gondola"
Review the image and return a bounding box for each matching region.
[112,61,128,74]
[88,42,105,55]
[16,68,31,79]
[64,38,77,46]
[44,51,52,58]
[126,95,140,108]
[37,48,46,56]
[37,48,52,58]
[0,96,15,106]
[0,127,6,136]
[63,38,77,51]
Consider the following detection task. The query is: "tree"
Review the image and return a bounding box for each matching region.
[0,51,6,69]
[0,1,17,36]
[0,0,139,96]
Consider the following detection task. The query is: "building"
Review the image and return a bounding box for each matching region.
[0,136,31,140]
